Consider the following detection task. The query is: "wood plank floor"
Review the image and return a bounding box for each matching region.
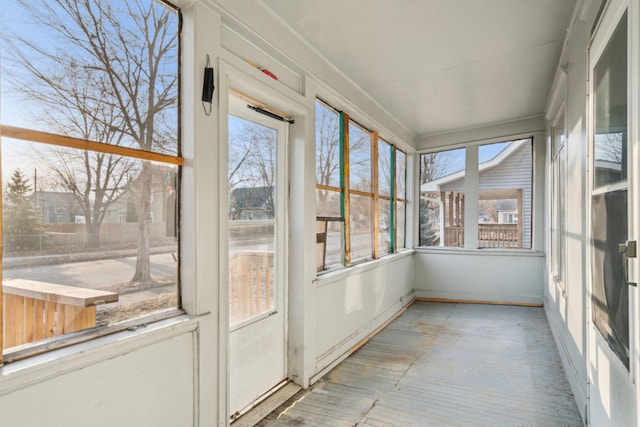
[258,302,584,427]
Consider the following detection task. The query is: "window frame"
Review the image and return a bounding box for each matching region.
[418,137,535,250]
[0,0,183,364]
[315,99,407,273]
[551,103,568,290]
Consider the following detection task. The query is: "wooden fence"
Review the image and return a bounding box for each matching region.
[3,279,118,349]
[3,222,174,256]
[229,251,274,326]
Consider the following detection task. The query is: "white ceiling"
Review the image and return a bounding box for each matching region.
[262,0,576,138]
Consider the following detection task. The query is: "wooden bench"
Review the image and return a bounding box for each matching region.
[3,279,119,348]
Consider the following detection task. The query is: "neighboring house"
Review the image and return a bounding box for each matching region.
[102,164,176,227]
[496,199,518,224]
[33,165,175,229]
[421,139,532,248]
[31,191,83,224]
[230,186,274,220]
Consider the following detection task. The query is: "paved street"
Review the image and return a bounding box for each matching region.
[3,253,177,290]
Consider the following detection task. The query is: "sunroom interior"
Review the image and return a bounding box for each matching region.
[0,0,639,426]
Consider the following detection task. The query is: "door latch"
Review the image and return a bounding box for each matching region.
[620,240,637,287]
[619,240,637,258]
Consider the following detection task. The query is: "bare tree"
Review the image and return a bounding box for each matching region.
[314,104,371,218]
[315,106,341,188]
[228,120,277,218]
[3,0,178,281]
[420,152,458,184]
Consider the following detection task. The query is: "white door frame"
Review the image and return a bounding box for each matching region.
[218,59,309,423]
[586,0,639,424]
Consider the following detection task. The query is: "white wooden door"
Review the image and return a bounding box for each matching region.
[227,93,287,417]
[588,0,638,424]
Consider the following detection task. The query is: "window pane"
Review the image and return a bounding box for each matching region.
[478,139,532,249]
[324,221,343,270]
[0,0,179,156]
[316,189,341,217]
[419,148,465,247]
[229,223,275,326]
[558,147,567,281]
[552,110,567,283]
[350,194,372,262]
[349,122,372,192]
[378,199,391,255]
[228,115,277,221]
[593,14,627,188]
[315,102,341,188]
[378,140,391,197]
[396,149,407,200]
[2,139,178,350]
[396,201,406,249]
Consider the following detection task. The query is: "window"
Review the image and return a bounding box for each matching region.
[419,148,465,247]
[419,139,533,249]
[395,149,407,250]
[0,0,181,361]
[551,108,567,285]
[315,100,407,271]
[378,140,392,255]
[348,121,373,263]
[315,101,343,271]
[478,140,532,249]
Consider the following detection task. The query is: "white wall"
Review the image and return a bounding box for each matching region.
[413,250,544,304]
[312,253,414,381]
[0,318,199,427]
[544,0,640,425]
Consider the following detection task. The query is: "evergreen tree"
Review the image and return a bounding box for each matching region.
[3,169,43,242]
[419,198,437,246]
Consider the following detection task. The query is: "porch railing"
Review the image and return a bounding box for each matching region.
[444,224,520,248]
[479,224,519,248]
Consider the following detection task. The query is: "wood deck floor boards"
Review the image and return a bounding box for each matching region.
[259,302,583,426]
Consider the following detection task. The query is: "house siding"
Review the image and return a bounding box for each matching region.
[439,141,533,248]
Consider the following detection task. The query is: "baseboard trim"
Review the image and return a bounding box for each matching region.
[310,291,414,384]
[415,297,542,307]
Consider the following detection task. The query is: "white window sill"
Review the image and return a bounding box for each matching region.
[314,249,415,288]
[415,246,544,257]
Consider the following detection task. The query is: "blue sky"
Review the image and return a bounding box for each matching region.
[436,141,514,177]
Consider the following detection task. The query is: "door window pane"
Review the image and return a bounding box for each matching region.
[593,14,627,188]
[229,224,275,326]
[228,113,278,326]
